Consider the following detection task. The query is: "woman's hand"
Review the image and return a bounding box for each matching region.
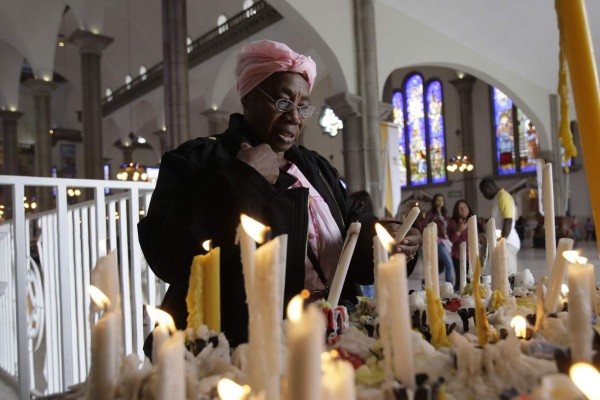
[236,142,280,184]
[380,221,422,261]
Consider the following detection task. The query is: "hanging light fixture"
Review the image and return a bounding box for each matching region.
[447,129,475,173]
[116,162,148,182]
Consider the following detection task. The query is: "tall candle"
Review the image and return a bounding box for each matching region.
[467,215,479,281]
[459,242,467,292]
[423,223,440,299]
[395,206,420,242]
[557,0,600,251]
[486,218,496,270]
[186,241,221,333]
[321,351,356,399]
[542,164,556,275]
[157,331,185,400]
[91,250,121,312]
[375,227,416,389]
[87,286,122,400]
[588,263,598,315]
[286,295,324,400]
[491,238,509,297]
[566,252,593,363]
[328,222,361,307]
[544,238,574,313]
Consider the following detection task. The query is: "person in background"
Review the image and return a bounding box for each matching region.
[585,217,595,242]
[138,40,421,351]
[418,193,455,285]
[447,199,474,288]
[479,177,520,275]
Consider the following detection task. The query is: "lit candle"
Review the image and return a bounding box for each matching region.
[569,362,600,400]
[186,239,221,334]
[328,222,361,307]
[556,0,600,251]
[147,306,185,400]
[91,250,121,311]
[510,315,527,339]
[542,164,556,275]
[459,242,467,292]
[491,238,509,297]
[423,223,440,299]
[286,293,325,400]
[486,218,496,269]
[375,224,416,389]
[217,378,251,400]
[240,215,285,400]
[87,286,122,400]
[544,238,574,314]
[565,251,593,362]
[321,350,355,399]
[395,206,420,242]
[467,215,479,281]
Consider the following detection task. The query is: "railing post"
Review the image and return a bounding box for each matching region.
[128,187,144,356]
[13,183,31,400]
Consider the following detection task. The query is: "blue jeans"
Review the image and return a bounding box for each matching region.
[438,242,455,285]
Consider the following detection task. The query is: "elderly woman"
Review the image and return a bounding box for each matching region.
[138,40,421,349]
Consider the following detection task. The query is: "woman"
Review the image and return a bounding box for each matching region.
[420,194,455,285]
[447,199,473,288]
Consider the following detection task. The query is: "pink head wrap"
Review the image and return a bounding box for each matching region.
[235,39,317,99]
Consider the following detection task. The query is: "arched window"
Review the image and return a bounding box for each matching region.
[392,73,447,187]
[217,14,228,34]
[491,87,539,175]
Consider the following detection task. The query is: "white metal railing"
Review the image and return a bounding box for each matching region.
[0,175,163,399]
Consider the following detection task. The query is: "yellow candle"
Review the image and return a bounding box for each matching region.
[473,257,491,345]
[186,241,221,333]
[556,0,600,249]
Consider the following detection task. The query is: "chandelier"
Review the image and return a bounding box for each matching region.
[116,163,148,181]
[447,155,474,172]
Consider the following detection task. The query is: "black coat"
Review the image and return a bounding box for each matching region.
[138,114,408,348]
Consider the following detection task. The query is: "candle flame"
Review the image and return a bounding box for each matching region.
[287,295,304,323]
[562,250,586,264]
[510,315,527,338]
[89,285,111,310]
[375,223,394,253]
[241,214,269,244]
[495,229,502,239]
[146,305,176,333]
[569,362,600,400]
[217,378,251,400]
[202,239,212,252]
[560,283,570,298]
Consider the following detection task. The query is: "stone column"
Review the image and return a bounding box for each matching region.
[68,29,113,180]
[549,94,567,216]
[450,75,478,211]
[0,110,23,175]
[25,79,56,211]
[326,92,365,195]
[162,0,190,150]
[200,109,230,135]
[355,0,384,216]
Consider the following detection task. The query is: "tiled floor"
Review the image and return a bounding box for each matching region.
[2,241,598,399]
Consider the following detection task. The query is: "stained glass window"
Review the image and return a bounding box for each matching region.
[492,87,539,175]
[426,80,447,183]
[392,73,447,187]
[392,92,408,187]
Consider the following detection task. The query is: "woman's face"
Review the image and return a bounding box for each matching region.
[457,202,470,219]
[434,195,445,210]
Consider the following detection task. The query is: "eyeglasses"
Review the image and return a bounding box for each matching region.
[256,87,316,118]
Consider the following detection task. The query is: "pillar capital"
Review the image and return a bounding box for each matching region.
[67,29,113,55]
[24,79,57,97]
[325,92,362,119]
[200,108,230,121]
[379,102,393,120]
[0,109,24,121]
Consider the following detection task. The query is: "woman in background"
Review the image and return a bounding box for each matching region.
[447,199,473,288]
[419,194,455,285]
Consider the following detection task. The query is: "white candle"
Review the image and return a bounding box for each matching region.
[491,238,509,297]
[459,242,467,292]
[395,206,420,242]
[376,227,416,389]
[467,215,479,281]
[566,252,593,363]
[237,215,258,299]
[543,164,556,275]
[486,218,496,269]
[544,238,574,314]
[157,330,185,400]
[87,286,122,400]
[589,263,598,315]
[328,222,361,307]
[321,351,356,400]
[91,250,121,312]
[286,295,324,400]
[423,223,440,299]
